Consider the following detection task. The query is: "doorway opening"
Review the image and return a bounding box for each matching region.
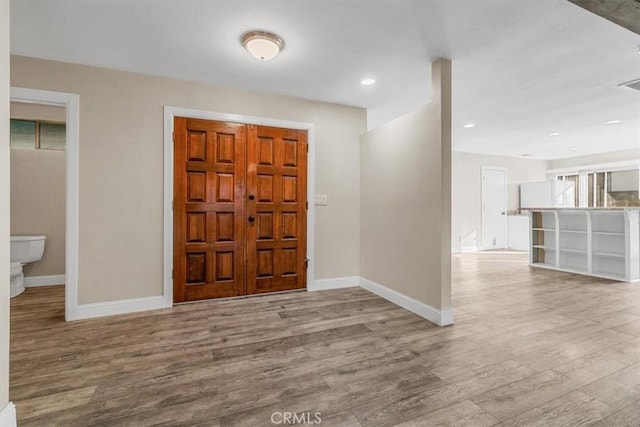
[9,100,66,301]
[10,87,79,321]
[481,166,508,250]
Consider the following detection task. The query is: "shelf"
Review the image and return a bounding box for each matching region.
[559,248,587,254]
[529,209,637,282]
[593,252,625,259]
[593,231,625,236]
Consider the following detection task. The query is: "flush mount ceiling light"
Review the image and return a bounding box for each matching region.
[605,120,621,125]
[360,78,376,86]
[463,123,475,128]
[242,31,284,61]
[548,132,560,137]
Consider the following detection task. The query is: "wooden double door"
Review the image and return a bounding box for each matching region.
[173,117,308,303]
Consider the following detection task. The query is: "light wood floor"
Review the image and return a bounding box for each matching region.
[10,252,640,426]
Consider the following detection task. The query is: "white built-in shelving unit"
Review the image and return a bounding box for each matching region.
[529,208,640,282]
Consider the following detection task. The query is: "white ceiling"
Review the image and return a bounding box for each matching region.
[10,0,640,160]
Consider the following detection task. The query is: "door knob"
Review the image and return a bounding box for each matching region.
[248,194,255,200]
[248,216,255,223]
[501,212,506,215]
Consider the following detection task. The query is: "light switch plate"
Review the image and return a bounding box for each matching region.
[315,194,328,206]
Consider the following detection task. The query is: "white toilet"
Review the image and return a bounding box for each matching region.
[10,235,46,298]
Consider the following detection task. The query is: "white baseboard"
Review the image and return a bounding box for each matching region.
[359,277,454,326]
[308,276,360,291]
[69,295,172,321]
[0,402,16,427]
[65,276,454,327]
[24,274,65,287]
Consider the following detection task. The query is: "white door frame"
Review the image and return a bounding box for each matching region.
[10,87,80,321]
[481,166,508,250]
[163,106,315,304]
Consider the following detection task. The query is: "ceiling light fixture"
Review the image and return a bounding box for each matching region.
[520,153,531,157]
[241,31,284,61]
[463,123,475,128]
[360,78,376,86]
[548,132,560,137]
[570,147,580,152]
[605,120,621,125]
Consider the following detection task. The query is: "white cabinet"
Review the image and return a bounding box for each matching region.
[508,215,529,251]
[529,209,640,282]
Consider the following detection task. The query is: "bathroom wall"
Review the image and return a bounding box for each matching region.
[10,102,66,278]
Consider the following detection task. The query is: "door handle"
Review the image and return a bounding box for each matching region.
[248,216,255,223]
[248,194,255,200]
[501,212,506,215]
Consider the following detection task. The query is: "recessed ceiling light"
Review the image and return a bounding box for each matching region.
[548,132,560,137]
[605,120,621,125]
[360,78,375,86]
[241,31,284,61]
[463,123,475,128]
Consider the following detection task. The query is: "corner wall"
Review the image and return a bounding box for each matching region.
[359,59,452,325]
[10,55,366,306]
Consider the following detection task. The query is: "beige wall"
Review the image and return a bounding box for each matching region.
[360,60,452,312]
[548,148,640,170]
[1,0,10,412]
[10,149,66,277]
[11,55,366,305]
[452,151,548,251]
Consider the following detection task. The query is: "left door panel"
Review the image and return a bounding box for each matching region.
[173,117,246,302]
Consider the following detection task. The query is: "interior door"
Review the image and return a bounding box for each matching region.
[173,118,246,302]
[174,118,308,303]
[246,125,308,294]
[482,167,507,250]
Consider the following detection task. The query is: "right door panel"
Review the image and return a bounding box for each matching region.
[246,125,308,294]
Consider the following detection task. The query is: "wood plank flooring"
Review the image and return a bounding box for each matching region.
[10,251,640,426]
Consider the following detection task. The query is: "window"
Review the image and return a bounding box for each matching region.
[606,169,639,207]
[10,119,36,149]
[9,119,66,150]
[557,174,580,207]
[556,168,640,208]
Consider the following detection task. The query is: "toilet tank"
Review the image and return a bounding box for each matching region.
[10,235,46,263]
